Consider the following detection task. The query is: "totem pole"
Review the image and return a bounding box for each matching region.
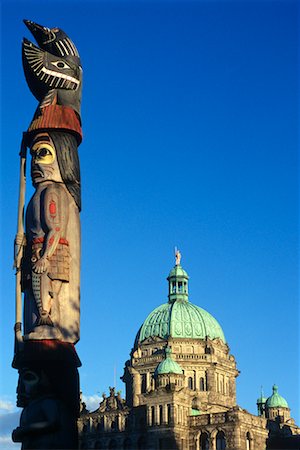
[12,20,83,449]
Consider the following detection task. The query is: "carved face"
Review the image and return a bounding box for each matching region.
[30,133,63,185]
[17,368,40,407]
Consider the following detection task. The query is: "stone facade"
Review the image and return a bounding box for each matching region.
[78,262,300,449]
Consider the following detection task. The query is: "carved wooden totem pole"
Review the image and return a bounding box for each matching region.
[12,20,83,449]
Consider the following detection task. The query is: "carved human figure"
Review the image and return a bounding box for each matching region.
[12,367,77,449]
[175,248,181,266]
[22,130,81,342]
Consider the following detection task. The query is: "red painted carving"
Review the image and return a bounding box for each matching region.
[49,200,56,217]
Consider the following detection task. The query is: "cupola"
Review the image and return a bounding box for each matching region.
[265,385,289,409]
[134,250,226,345]
[265,385,290,422]
[256,387,267,416]
[167,249,189,303]
[154,347,183,376]
[154,347,184,390]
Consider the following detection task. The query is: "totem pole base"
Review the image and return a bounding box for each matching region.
[12,341,81,449]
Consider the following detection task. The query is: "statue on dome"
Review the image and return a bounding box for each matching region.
[175,247,181,266]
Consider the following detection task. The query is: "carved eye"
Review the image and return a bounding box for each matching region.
[37,147,51,158]
[31,142,55,164]
[51,60,70,69]
[23,371,39,385]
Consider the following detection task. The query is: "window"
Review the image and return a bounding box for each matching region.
[141,373,147,393]
[167,404,171,425]
[246,432,251,450]
[159,405,163,425]
[200,433,209,450]
[216,431,226,450]
[188,377,193,389]
[219,377,224,394]
[200,377,205,391]
[150,406,155,425]
[178,281,183,292]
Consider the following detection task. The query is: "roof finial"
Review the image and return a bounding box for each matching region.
[175,247,181,266]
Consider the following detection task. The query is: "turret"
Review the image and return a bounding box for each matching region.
[265,385,290,422]
[167,249,189,303]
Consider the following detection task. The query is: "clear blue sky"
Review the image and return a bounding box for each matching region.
[0,0,299,447]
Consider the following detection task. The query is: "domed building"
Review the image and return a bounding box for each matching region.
[78,254,300,450]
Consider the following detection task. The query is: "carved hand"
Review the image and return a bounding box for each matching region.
[32,257,50,274]
[12,426,23,442]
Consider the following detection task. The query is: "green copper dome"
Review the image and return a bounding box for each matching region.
[135,255,226,345]
[168,265,189,279]
[257,387,267,404]
[137,300,226,343]
[265,385,289,409]
[257,395,267,404]
[155,348,183,376]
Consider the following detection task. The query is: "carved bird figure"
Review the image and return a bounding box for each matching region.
[22,20,82,117]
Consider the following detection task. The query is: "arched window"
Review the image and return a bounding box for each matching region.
[123,438,131,450]
[141,373,147,393]
[188,377,193,389]
[200,432,209,450]
[200,377,205,391]
[159,405,163,425]
[151,406,155,425]
[216,431,226,450]
[111,420,116,430]
[246,432,251,450]
[167,404,171,425]
[220,378,224,394]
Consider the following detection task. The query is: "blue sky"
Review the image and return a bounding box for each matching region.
[0,0,299,447]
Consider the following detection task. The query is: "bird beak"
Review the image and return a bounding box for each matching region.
[23,19,52,43]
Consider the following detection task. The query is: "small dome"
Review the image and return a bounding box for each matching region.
[265,385,289,409]
[257,388,267,404]
[155,348,183,376]
[257,395,267,404]
[168,265,189,279]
